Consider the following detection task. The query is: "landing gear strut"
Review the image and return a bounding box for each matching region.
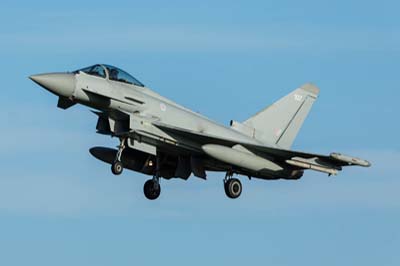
[143,153,162,200]
[224,171,242,199]
[111,137,126,175]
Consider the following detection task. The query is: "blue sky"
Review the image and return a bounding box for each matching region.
[0,0,399,265]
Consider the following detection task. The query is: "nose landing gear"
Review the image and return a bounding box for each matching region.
[111,161,124,175]
[111,138,126,175]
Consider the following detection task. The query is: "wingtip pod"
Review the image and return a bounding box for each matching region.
[330,153,371,167]
[300,83,320,97]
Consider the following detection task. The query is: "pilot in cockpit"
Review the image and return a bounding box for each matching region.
[74,64,145,87]
[109,68,119,81]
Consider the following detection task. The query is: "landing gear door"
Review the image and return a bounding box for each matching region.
[127,138,156,156]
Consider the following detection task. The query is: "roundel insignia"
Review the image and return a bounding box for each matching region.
[160,103,167,112]
[275,128,283,137]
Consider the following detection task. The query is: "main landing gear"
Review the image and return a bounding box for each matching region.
[111,138,126,175]
[143,153,162,200]
[224,172,242,199]
[143,176,161,200]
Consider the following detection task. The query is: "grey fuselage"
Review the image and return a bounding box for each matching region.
[74,71,264,148]
[30,64,371,185]
[30,65,305,180]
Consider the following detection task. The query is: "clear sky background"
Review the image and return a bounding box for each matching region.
[0,0,399,265]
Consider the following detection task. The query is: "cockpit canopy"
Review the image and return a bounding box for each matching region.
[75,64,145,87]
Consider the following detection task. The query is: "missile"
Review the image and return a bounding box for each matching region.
[330,153,371,167]
[202,144,283,173]
[285,159,338,176]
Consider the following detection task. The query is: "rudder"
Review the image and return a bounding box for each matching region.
[243,83,319,149]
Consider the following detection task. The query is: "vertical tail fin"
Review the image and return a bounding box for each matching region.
[243,83,319,149]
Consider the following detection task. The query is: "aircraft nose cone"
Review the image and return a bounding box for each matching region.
[29,73,76,97]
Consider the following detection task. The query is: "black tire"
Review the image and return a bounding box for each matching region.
[225,178,242,199]
[143,179,161,200]
[111,161,124,175]
[224,181,232,199]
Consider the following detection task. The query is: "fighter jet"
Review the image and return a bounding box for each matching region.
[30,64,371,200]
